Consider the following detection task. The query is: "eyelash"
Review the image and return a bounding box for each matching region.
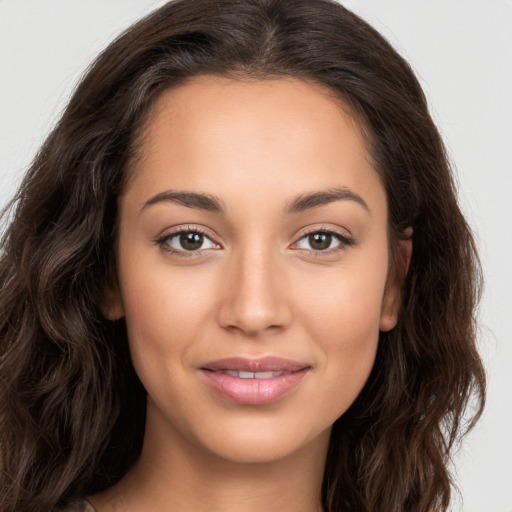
[155,226,355,258]
[155,226,216,258]
[293,228,355,256]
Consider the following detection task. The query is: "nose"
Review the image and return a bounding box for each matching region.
[216,243,292,337]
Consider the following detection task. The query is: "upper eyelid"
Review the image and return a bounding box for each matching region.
[296,226,350,238]
[293,225,354,244]
[158,225,216,241]
[158,225,350,241]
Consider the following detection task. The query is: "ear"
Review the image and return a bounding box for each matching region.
[101,273,125,321]
[379,230,413,332]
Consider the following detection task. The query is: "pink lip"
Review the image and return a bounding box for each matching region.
[202,356,308,373]
[199,357,311,405]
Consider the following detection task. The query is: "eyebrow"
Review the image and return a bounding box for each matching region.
[140,186,369,215]
[140,191,225,213]
[285,186,370,214]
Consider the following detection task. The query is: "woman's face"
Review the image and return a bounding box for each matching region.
[108,76,404,464]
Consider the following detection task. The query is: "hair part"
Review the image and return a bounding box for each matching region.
[0,1,485,511]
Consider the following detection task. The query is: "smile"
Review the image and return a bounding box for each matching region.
[199,357,311,405]
[214,370,290,378]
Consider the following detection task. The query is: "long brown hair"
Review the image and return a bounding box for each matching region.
[0,1,485,510]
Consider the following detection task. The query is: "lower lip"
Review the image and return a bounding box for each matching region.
[200,369,309,405]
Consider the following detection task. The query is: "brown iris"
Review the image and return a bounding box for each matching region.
[180,232,204,250]
[309,232,332,250]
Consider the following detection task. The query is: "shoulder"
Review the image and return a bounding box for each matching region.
[60,500,97,512]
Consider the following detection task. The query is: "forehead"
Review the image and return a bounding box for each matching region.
[140,75,367,160]
[123,75,385,217]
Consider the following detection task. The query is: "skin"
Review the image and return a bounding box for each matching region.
[93,76,411,512]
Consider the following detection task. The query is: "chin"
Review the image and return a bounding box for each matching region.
[191,415,332,465]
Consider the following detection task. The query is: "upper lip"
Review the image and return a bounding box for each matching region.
[201,356,310,373]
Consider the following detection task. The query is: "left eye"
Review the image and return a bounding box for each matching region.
[296,231,345,251]
[161,230,218,252]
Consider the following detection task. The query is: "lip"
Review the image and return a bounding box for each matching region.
[201,356,309,373]
[199,357,311,405]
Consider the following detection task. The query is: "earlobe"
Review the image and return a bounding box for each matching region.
[379,232,413,332]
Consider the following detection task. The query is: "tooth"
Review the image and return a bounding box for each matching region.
[254,371,274,379]
[218,370,287,379]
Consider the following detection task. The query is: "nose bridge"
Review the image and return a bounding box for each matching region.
[217,237,290,336]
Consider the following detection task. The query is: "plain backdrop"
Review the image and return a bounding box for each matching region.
[1,1,511,511]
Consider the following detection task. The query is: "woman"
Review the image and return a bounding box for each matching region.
[0,0,485,511]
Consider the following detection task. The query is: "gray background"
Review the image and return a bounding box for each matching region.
[1,1,511,510]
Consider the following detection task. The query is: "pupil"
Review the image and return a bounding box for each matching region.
[309,232,331,250]
[180,232,203,250]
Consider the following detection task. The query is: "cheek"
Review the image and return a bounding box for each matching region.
[297,262,387,409]
[317,288,381,372]
[118,281,201,420]
[299,256,388,341]
[116,254,203,376]
[117,249,231,404]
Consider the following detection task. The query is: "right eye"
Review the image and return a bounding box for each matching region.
[157,228,220,255]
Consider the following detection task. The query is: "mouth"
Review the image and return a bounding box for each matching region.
[199,357,311,405]
[201,356,309,373]
[205,369,293,379]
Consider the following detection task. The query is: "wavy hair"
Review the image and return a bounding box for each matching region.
[0,0,485,510]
